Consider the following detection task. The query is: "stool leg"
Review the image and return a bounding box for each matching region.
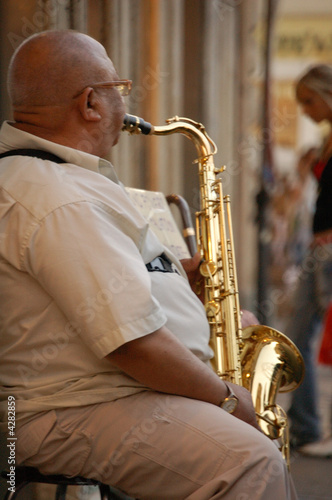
[55,484,68,500]
[100,483,123,500]
[99,484,111,499]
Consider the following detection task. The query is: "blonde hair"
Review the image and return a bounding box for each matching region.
[296,64,332,110]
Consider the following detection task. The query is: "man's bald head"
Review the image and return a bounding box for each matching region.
[8,30,118,108]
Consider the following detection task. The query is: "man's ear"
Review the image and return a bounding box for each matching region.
[77,87,102,122]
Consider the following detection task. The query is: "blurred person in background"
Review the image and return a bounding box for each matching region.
[286,64,332,457]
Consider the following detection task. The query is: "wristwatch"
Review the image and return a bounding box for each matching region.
[219,382,238,414]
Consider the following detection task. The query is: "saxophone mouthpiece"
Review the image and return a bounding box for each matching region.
[122,113,154,135]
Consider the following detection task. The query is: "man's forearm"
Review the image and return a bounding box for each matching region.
[106,325,228,406]
[107,325,259,429]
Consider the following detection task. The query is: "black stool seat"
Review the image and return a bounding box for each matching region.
[1,466,130,499]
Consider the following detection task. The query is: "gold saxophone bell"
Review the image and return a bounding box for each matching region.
[241,325,304,465]
[123,113,305,468]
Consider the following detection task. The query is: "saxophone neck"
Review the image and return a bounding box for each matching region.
[123,114,217,161]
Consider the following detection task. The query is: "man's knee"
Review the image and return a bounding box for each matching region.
[227,447,290,499]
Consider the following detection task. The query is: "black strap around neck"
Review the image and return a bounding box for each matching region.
[0,148,66,164]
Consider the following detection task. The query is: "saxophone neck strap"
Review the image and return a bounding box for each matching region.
[0,148,66,164]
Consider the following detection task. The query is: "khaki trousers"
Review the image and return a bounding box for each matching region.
[16,391,298,500]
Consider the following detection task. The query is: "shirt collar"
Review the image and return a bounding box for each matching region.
[0,121,120,184]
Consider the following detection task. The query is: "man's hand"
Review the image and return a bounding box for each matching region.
[180,254,260,330]
[241,310,260,328]
[180,251,205,303]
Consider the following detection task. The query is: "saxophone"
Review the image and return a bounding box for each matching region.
[123,113,304,466]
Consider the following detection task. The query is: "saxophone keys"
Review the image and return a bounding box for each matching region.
[256,409,284,440]
[200,260,218,277]
[205,300,220,317]
[214,165,226,174]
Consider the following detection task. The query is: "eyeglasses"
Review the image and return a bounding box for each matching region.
[73,80,132,98]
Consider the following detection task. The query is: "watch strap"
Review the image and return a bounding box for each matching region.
[219,381,238,413]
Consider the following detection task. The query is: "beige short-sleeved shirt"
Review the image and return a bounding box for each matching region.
[0,122,212,426]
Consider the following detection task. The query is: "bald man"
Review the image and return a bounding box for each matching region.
[0,31,298,499]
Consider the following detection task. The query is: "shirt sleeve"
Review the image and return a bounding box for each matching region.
[23,200,167,358]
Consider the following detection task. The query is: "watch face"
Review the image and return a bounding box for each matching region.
[222,398,238,414]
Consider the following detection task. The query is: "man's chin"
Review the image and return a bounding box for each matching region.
[112,133,121,147]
